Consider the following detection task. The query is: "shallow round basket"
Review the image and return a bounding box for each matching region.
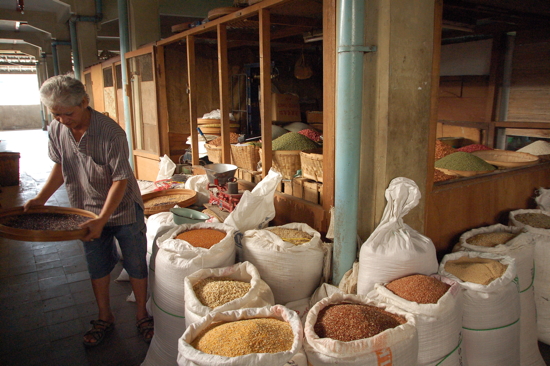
[142,189,197,215]
[0,206,98,242]
[435,167,494,177]
[471,149,539,168]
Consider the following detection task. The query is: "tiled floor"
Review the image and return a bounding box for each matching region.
[0,129,149,366]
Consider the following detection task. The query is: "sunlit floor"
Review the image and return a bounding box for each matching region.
[0,129,149,366]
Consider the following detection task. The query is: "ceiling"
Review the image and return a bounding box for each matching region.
[1,0,549,71]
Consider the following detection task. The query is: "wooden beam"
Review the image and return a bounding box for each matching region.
[187,35,199,165]
[155,45,171,156]
[259,8,272,178]
[217,24,232,164]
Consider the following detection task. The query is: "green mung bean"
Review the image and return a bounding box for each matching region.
[435,152,496,171]
[272,132,319,151]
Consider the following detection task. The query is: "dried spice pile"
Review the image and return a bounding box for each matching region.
[444,257,507,285]
[435,152,496,172]
[314,303,405,342]
[266,227,313,245]
[457,144,493,153]
[176,228,226,249]
[434,169,457,183]
[385,274,450,304]
[513,213,550,229]
[435,140,456,160]
[0,213,89,231]
[298,128,323,142]
[207,133,241,146]
[193,277,251,308]
[466,232,518,247]
[272,132,319,151]
[191,318,293,357]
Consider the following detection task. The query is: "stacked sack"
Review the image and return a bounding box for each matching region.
[368,274,464,365]
[142,223,236,366]
[454,223,545,365]
[439,251,521,365]
[509,209,550,346]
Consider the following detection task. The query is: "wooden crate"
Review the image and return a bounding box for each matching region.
[0,152,20,187]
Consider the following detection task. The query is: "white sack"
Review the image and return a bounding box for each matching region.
[509,209,550,347]
[224,168,282,233]
[142,223,236,366]
[184,175,210,207]
[455,223,544,365]
[357,177,439,295]
[183,261,275,327]
[303,292,418,366]
[240,223,326,304]
[439,251,520,366]
[535,188,550,211]
[177,305,303,366]
[368,275,464,366]
[157,154,177,181]
[285,282,342,323]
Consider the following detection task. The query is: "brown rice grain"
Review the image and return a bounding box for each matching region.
[266,227,313,245]
[444,257,507,285]
[386,274,450,304]
[514,213,550,229]
[176,228,226,249]
[466,232,518,247]
[314,303,406,342]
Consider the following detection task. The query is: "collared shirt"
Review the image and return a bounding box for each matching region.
[48,108,143,226]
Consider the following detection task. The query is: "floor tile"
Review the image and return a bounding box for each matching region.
[37,266,65,280]
[40,282,71,300]
[44,305,80,326]
[42,293,75,312]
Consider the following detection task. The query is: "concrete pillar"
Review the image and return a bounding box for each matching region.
[56,45,74,75]
[71,0,99,75]
[358,0,436,237]
[128,0,160,50]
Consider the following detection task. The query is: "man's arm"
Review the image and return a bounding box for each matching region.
[80,179,128,241]
[24,163,64,211]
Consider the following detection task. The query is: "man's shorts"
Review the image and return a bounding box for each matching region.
[83,203,148,280]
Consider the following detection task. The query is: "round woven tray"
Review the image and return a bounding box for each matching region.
[435,167,494,177]
[472,149,539,168]
[0,206,98,242]
[142,189,197,215]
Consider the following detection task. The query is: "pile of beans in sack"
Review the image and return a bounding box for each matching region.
[368,274,464,366]
[142,223,236,366]
[453,223,545,366]
[439,251,521,366]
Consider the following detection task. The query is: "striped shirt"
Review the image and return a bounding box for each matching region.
[48,108,143,226]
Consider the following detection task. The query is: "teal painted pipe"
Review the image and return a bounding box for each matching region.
[332,0,366,285]
[118,0,135,168]
[69,19,80,80]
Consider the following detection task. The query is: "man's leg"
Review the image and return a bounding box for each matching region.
[84,274,115,345]
[130,276,149,320]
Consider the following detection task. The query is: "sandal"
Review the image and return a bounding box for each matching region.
[136,316,154,344]
[83,319,114,347]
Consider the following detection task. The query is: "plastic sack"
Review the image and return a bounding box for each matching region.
[177,305,303,366]
[224,168,282,233]
[183,261,275,327]
[303,292,418,366]
[357,177,439,295]
[156,154,177,181]
[185,175,210,206]
[439,251,520,366]
[535,188,550,211]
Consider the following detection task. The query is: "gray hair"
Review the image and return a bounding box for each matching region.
[40,75,90,108]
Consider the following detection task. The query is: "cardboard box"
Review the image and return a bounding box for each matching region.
[306,111,323,124]
[272,93,301,122]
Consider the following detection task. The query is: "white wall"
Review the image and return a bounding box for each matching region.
[440,38,493,76]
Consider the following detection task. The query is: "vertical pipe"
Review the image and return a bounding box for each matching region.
[51,43,59,76]
[332,0,366,285]
[118,0,135,168]
[69,19,81,80]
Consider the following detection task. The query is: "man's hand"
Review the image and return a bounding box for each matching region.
[23,198,47,212]
[80,217,109,241]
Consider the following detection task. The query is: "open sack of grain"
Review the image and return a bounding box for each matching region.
[177,305,305,366]
[439,252,520,366]
[183,261,275,327]
[357,177,439,295]
[303,292,418,366]
[454,223,544,365]
[509,209,550,346]
[239,223,330,305]
[535,187,550,211]
[142,223,236,366]
[368,274,464,366]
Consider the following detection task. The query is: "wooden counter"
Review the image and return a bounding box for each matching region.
[425,160,550,257]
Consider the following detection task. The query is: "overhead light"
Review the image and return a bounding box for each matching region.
[15,21,21,31]
[303,30,323,43]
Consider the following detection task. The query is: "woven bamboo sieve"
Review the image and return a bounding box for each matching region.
[231,144,261,171]
[260,149,302,180]
[300,149,323,182]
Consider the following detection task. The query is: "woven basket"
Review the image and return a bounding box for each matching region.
[205,144,235,164]
[231,144,261,171]
[260,149,302,180]
[301,149,323,182]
